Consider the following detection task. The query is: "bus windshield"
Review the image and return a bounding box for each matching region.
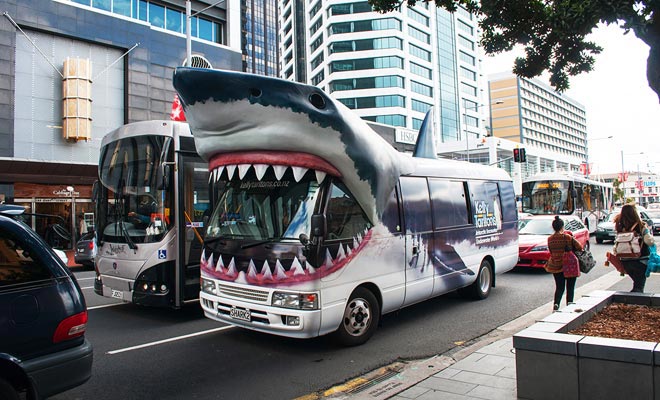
[206,177,321,241]
[521,180,574,215]
[97,135,174,244]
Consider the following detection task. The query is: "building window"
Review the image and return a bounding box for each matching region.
[410,62,432,79]
[330,37,402,54]
[460,66,476,81]
[338,95,405,109]
[459,50,475,65]
[329,75,405,92]
[457,20,473,35]
[458,35,474,51]
[310,35,324,52]
[328,18,401,35]
[409,44,431,61]
[331,56,403,72]
[363,114,406,127]
[311,52,324,70]
[412,99,432,113]
[312,71,325,86]
[411,81,432,97]
[412,117,424,130]
[408,26,430,44]
[407,8,429,26]
[460,82,477,96]
[328,1,372,16]
[309,0,322,18]
[310,17,323,36]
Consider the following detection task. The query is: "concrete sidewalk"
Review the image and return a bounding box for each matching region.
[332,271,660,400]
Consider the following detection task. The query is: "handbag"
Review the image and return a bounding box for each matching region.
[575,249,596,273]
[562,249,580,278]
[646,243,660,277]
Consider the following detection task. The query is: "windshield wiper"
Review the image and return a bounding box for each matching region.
[241,237,278,249]
[120,220,138,250]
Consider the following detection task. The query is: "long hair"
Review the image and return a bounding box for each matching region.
[614,204,644,234]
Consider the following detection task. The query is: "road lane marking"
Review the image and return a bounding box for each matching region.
[88,303,126,310]
[80,286,94,289]
[107,326,235,355]
[76,277,96,281]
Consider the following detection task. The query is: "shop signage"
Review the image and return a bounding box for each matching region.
[395,128,418,145]
[52,189,79,197]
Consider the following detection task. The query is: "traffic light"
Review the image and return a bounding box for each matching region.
[513,148,526,163]
[519,148,526,162]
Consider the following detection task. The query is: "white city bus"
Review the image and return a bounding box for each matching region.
[521,172,613,233]
[93,120,209,308]
[173,67,519,344]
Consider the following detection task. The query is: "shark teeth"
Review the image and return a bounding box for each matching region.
[201,229,372,284]
[210,163,328,183]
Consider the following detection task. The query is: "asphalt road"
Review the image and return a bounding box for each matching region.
[54,238,615,400]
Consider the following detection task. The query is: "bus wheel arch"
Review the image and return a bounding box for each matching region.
[335,285,381,346]
[460,258,493,300]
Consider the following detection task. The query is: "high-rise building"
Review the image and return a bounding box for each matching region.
[242,0,280,76]
[279,0,485,144]
[489,71,587,179]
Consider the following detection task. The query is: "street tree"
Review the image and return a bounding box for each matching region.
[368,0,660,102]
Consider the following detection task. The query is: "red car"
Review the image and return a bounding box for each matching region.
[516,215,590,269]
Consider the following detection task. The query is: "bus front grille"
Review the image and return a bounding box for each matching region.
[217,283,269,302]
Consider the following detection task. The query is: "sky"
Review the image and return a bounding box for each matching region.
[480,24,660,177]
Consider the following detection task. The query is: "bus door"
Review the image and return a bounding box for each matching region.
[177,153,209,304]
[399,177,434,306]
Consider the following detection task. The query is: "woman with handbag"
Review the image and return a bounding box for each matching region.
[614,204,655,292]
[546,216,583,311]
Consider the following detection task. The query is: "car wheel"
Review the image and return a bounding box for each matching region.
[596,237,603,244]
[335,287,380,346]
[0,377,19,400]
[460,259,492,300]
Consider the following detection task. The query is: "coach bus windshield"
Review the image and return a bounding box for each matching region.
[97,135,174,245]
[206,177,321,242]
[521,180,574,215]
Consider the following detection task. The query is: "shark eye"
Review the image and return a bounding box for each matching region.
[249,88,262,98]
[309,93,326,110]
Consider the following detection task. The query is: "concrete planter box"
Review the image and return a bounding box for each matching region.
[513,291,660,400]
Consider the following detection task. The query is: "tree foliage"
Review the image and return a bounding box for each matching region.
[368,0,660,102]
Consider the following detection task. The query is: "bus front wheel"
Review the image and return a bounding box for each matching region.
[335,287,380,346]
[461,260,492,300]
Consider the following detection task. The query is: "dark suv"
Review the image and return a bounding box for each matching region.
[0,205,93,399]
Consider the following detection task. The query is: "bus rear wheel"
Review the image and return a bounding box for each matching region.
[335,287,380,346]
[461,260,492,300]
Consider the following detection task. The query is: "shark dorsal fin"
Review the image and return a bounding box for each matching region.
[413,109,437,159]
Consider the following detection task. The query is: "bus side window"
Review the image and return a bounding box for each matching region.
[381,186,401,233]
[325,183,371,240]
[399,177,432,234]
[498,181,517,222]
[468,181,502,222]
[428,179,468,228]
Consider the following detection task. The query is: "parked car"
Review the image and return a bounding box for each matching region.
[74,230,97,268]
[596,210,655,243]
[643,209,660,235]
[516,215,590,269]
[0,205,92,399]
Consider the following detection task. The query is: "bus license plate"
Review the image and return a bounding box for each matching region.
[111,289,123,299]
[230,307,251,322]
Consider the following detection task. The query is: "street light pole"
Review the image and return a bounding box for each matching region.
[464,100,503,163]
[185,0,226,66]
[67,186,76,249]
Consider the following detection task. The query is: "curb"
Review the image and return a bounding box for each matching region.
[310,270,627,400]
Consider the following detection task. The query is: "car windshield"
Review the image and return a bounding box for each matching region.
[646,210,660,218]
[206,177,322,241]
[518,218,555,235]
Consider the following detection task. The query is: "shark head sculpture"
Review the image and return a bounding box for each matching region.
[173,67,414,225]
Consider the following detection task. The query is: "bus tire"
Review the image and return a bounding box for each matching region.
[335,287,380,346]
[462,260,492,300]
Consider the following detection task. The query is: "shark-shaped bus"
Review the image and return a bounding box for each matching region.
[173,67,518,345]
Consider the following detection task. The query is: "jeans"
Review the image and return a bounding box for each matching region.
[622,259,647,293]
[553,273,577,308]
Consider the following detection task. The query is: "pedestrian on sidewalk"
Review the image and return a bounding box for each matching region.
[545,216,583,311]
[613,204,655,292]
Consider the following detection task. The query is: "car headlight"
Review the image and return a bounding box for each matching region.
[531,245,548,252]
[272,291,319,310]
[201,278,217,295]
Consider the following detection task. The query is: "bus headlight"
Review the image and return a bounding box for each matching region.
[272,292,319,310]
[201,278,217,295]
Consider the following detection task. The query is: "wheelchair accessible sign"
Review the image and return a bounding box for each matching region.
[158,249,167,259]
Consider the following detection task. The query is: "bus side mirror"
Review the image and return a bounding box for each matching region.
[92,180,99,201]
[311,214,326,238]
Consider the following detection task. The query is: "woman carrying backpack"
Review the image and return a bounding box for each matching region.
[613,204,655,292]
[546,216,583,311]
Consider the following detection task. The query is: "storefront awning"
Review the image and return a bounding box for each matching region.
[0,158,97,185]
